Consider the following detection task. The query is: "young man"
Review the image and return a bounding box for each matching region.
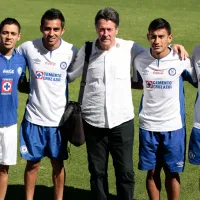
[188,47,200,165]
[0,18,26,200]
[18,8,77,200]
[68,8,187,200]
[132,18,196,200]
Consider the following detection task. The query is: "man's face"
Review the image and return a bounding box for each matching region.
[147,28,172,58]
[40,19,64,50]
[0,24,20,52]
[96,19,118,50]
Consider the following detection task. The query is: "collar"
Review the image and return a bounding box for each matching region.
[41,38,62,52]
[149,46,172,60]
[91,38,120,56]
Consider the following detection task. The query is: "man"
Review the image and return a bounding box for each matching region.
[0,18,26,200]
[132,18,196,200]
[188,46,200,165]
[68,8,187,200]
[68,7,143,200]
[18,8,77,200]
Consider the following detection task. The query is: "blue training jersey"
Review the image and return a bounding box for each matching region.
[0,49,26,126]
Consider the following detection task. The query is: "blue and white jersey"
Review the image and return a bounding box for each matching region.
[18,38,78,126]
[0,50,26,126]
[191,45,200,129]
[133,48,196,132]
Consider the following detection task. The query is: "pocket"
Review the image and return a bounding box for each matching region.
[115,67,130,80]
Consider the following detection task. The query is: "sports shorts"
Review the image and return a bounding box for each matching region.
[188,127,200,165]
[0,124,17,165]
[20,118,68,161]
[138,127,186,172]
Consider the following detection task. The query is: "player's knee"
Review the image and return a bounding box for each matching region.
[26,160,40,171]
[165,171,180,181]
[147,169,161,180]
[0,165,9,173]
[51,159,64,172]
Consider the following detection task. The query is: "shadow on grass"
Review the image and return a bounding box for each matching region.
[5,185,117,200]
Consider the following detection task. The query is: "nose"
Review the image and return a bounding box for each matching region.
[154,36,159,44]
[6,33,12,39]
[104,29,109,36]
[49,29,54,36]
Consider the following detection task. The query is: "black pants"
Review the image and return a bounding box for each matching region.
[84,119,134,200]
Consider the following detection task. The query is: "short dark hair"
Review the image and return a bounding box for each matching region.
[95,7,119,28]
[148,18,171,35]
[0,18,21,33]
[41,8,65,28]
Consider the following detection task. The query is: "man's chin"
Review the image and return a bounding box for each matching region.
[4,44,14,48]
[100,42,113,50]
[47,41,56,46]
[3,45,14,51]
[44,42,56,49]
[152,49,162,54]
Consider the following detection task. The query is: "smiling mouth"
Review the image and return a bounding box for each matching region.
[102,39,110,42]
[47,37,56,41]
[5,41,12,45]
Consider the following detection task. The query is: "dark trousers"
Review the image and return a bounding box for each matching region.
[84,119,134,200]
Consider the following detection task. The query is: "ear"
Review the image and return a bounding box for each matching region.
[116,27,119,36]
[61,27,65,36]
[168,34,173,43]
[17,33,21,41]
[147,33,150,41]
[40,26,43,33]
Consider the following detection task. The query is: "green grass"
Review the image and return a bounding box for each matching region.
[1,0,200,199]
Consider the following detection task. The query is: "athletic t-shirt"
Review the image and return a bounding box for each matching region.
[133,48,196,131]
[191,45,200,129]
[18,38,78,126]
[0,50,26,126]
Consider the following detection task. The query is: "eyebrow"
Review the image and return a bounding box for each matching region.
[1,30,18,34]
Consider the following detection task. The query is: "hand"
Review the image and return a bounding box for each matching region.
[171,44,189,60]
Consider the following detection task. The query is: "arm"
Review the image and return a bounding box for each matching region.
[67,45,86,83]
[171,44,189,60]
[18,72,30,93]
[182,57,198,88]
[17,43,31,93]
[131,55,143,90]
[18,59,30,94]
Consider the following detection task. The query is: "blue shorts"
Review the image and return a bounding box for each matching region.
[138,127,186,172]
[20,119,68,161]
[188,127,200,165]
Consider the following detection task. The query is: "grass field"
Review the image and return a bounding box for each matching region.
[1,0,200,199]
